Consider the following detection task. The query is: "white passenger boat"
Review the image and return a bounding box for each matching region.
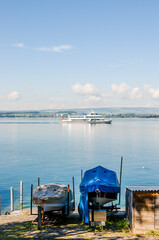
[33,183,74,213]
[62,110,112,124]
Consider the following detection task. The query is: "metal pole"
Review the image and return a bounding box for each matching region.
[81,169,83,181]
[10,187,14,212]
[38,177,40,187]
[20,181,23,211]
[30,184,33,215]
[0,195,1,215]
[72,177,75,211]
[119,156,123,205]
[38,206,42,230]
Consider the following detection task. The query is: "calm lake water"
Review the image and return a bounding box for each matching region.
[0,118,159,214]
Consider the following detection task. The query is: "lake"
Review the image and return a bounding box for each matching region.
[0,118,159,214]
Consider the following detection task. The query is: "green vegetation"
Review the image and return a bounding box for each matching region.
[0,112,56,118]
[103,113,159,118]
[0,222,37,239]
[0,215,131,239]
[105,217,130,232]
[146,230,159,236]
[1,111,159,118]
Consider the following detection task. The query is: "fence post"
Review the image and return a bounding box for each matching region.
[30,184,33,215]
[72,177,75,211]
[0,195,1,215]
[81,169,83,181]
[119,156,123,205]
[20,181,23,211]
[38,177,40,187]
[10,187,14,212]
[38,206,42,230]
[67,184,70,215]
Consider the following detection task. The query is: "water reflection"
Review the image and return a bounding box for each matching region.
[0,118,159,213]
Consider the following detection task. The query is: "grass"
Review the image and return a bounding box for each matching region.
[0,214,131,239]
[104,216,130,232]
[0,222,37,239]
[146,230,159,236]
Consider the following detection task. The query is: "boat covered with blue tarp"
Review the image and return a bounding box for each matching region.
[78,166,120,223]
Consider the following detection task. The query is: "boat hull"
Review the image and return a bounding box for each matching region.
[33,183,73,213]
[88,192,117,206]
[43,202,74,212]
[62,119,112,124]
[90,120,112,124]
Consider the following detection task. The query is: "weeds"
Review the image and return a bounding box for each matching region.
[146,230,159,236]
[105,217,130,232]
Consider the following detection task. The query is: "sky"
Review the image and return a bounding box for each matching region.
[0,0,159,110]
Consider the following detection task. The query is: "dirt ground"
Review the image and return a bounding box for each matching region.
[0,210,159,240]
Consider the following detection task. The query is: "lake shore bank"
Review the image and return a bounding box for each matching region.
[0,210,159,240]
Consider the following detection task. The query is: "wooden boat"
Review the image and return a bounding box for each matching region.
[33,183,74,214]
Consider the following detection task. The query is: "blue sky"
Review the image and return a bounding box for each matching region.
[0,0,159,110]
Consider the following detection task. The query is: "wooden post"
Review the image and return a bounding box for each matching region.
[81,169,83,181]
[30,184,33,215]
[38,206,42,230]
[41,201,44,224]
[72,177,75,211]
[0,195,1,215]
[67,184,70,215]
[119,156,123,205]
[38,177,40,187]
[10,187,14,212]
[20,181,23,211]
[92,206,94,222]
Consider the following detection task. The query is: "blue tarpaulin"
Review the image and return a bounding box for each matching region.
[78,166,120,223]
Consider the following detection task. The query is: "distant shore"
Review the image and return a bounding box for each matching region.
[1,111,159,119]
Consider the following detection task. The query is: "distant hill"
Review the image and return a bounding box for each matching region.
[1,107,159,117]
[43,107,159,114]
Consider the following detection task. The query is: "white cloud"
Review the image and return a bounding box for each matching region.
[8,91,21,101]
[143,84,151,90]
[111,82,130,95]
[0,95,5,101]
[52,45,72,52]
[129,88,142,100]
[13,43,25,48]
[86,96,101,102]
[72,83,98,95]
[143,84,159,99]
[49,97,63,101]
[101,92,114,98]
[148,88,159,99]
[12,43,72,53]
[83,95,102,107]
[37,45,72,53]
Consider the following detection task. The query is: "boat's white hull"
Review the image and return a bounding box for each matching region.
[43,201,74,212]
[33,183,74,213]
[43,203,66,212]
[62,119,112,124]
[89,197,115,206]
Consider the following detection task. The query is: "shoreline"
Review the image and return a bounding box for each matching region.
[0,210,159,239]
